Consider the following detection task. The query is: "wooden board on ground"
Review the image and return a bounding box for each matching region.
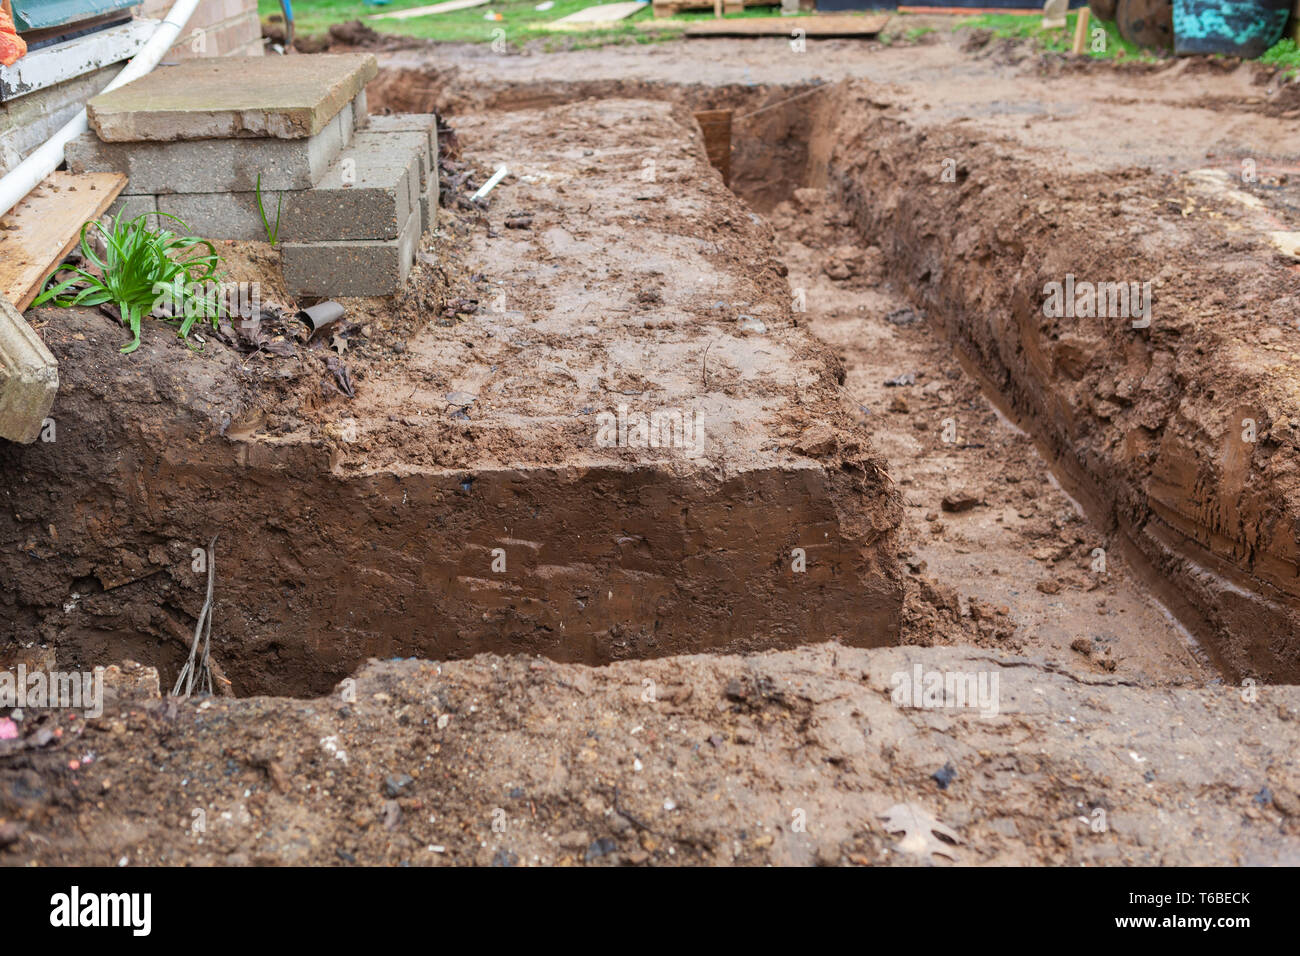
[681,12,889,35]
[652,0,748,17]
[367,0,488,20]
[545,1,646,28]
[0,171,125,311]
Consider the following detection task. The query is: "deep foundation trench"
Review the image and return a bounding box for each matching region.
[3,72,1298,700]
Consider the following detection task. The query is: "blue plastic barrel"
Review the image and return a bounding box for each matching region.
[1173,0,1291,57]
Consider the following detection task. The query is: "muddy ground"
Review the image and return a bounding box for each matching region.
[3,27,1300,865]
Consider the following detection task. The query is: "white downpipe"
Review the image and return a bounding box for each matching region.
[0,0,204,218]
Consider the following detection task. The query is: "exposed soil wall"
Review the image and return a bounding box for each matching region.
[370,62,1300,682]
[819,85,1300,681]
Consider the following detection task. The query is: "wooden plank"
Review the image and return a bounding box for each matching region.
[1071,6,1090,52]
[547,1,646,26]
[0,171,126,311]
[682,12,889,35]
[651,0,748,16]
[1,18,156,103]
[366,0,489,20]
[0,292,58,444]
[896,5,1039,13]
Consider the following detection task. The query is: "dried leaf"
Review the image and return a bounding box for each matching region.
[878,802,961,861]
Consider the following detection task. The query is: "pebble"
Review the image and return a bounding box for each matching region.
[384,773,413,798]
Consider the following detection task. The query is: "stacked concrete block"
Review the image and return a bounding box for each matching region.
[364,114,440,235]
[64,54,439,300]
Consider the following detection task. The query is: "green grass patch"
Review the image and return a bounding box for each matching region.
[955,11,1152,61]
[1261,37,1300,76]
[262,0,683,49]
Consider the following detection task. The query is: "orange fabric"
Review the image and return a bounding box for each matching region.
[0,2,26,68]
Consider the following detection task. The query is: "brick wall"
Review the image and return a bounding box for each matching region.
[137,0,263,60]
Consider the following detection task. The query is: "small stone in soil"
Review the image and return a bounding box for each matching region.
[384,773,413,797]
[941,491,982,513]
[885,307,924,327]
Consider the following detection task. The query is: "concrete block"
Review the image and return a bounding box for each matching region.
[86,53,378,141]
[366,113,436,163]
[159,141,414,242]
[289,141,416,241]
[66,105,354,193]
[351,129,426,218]
[282,206,419,298]
[364,115,438,204]
[0,295,58,444]
[157,190,282,241]
[353,90,369,131]
[105,193,159,224]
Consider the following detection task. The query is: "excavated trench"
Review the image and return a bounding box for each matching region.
[366,72,1300,685]
[2,74,1297,700]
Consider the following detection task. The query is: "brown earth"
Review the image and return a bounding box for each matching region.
[1,98,900,700]
[3,646,1299,867]
[4,27,1300,866]
[368,30,1300,680]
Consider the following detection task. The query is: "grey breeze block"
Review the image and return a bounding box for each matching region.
[67,105,356,195]
[281,205,420,299]
[365,115,439,233]
[157,138,418,242]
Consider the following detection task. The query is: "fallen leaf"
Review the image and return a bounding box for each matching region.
[878,802,961,860]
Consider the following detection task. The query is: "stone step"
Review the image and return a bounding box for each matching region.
[281,205,420,299]
[150,133,420,242]
[67,100,357,194]
[86,53,378,142]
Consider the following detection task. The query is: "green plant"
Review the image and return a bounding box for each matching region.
[1262,38,1300,77]
[33,212,224,354]
[255,173,284,246]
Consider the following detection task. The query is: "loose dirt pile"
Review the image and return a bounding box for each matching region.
[4,29,1300,866]
[4,645,1298,866]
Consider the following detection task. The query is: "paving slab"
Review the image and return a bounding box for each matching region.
[86,53,378,142]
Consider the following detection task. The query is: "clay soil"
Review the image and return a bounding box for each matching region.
[3,27,1300,866]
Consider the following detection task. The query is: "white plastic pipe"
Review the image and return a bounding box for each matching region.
[471,166,508,202]
[0,0,203,218]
